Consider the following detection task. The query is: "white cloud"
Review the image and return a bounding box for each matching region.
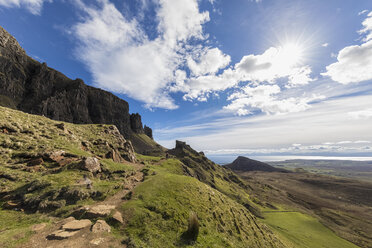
[72,0,210,109]
[187,47,230,77]
[179,45,314,105]
[322,12,372,84]
[71,0,317,115]
[348,108,372,119]
[0,0,50,14]
[224,85,323,116]
[321,43,329,47]
[322,40,372,84]
[359,11,372,42]
[155,94,372,155]
[358,10,368,16]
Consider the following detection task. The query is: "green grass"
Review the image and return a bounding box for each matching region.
[119,162,285,248]
[0,210,50,248]
[100,159,135,174]
[262,211,360,248]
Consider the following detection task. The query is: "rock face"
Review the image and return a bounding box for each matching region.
[225,156,289,172]
[144,125,153,139]
[0,26,151,139]
[130,113,144,134]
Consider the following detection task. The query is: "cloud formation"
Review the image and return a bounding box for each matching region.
[322,12,372,84]
[224,85,323,116]
[72,0,213,109]
[72,0,316,114]
[0,0,50,14]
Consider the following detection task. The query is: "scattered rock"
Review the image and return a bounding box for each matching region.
[91,220,111,233]
[105,149,124,163]
[121,141,136,163]
[62,219,92,231]
[77,205,116,218]
[32,223,47,231]
[55,123,70,134]
[38,199,66,212]
[90,238,105,246]
[80,157,101,173]
[47,150,65,161]
[112,211,124,224]
[3,201,19,209]
[27,157,44,166]
[47,230,80,240]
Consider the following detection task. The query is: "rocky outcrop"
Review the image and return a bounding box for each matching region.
[130,113,144,134]
[144,125,153,139]
[80,157,101,173]
[0,26,151,140]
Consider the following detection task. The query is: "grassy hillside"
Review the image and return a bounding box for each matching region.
[120,156,285,248]
[262,210,359,248]
[0,106,365,248]
[0,106,286,247]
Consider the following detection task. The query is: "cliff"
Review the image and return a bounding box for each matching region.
[0,26,151,140]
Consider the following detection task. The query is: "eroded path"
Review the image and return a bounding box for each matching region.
[18,162,145,248]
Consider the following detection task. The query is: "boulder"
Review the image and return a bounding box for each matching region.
[80,157,101,173]
[62,219,92,231]
[77,204,116,218]
[91,220,111,233]
[112,211,124,224]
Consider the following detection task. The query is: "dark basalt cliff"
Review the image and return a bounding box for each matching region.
[0,26,152,139]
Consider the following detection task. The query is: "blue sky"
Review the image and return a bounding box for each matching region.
[1,0,372,162]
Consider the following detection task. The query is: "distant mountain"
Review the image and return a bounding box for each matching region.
[0,26,151,142]
[226,156,288,172]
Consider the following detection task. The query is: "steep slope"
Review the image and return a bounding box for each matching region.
[226,156,288,172]
[0,25,153,144]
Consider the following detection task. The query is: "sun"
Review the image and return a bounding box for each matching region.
[277,43,305,68]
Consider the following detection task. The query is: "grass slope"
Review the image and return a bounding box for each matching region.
[262,210,359,248]
[120,157,285,248]
[0,106,137,247]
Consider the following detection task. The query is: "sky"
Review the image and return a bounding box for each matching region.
[1,0,372,162]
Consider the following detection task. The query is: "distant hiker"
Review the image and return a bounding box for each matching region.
[166,153,169,159]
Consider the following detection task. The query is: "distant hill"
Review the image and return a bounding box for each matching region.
[226,156,288,172]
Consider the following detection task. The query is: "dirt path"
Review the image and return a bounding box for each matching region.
[18,162,145,248]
